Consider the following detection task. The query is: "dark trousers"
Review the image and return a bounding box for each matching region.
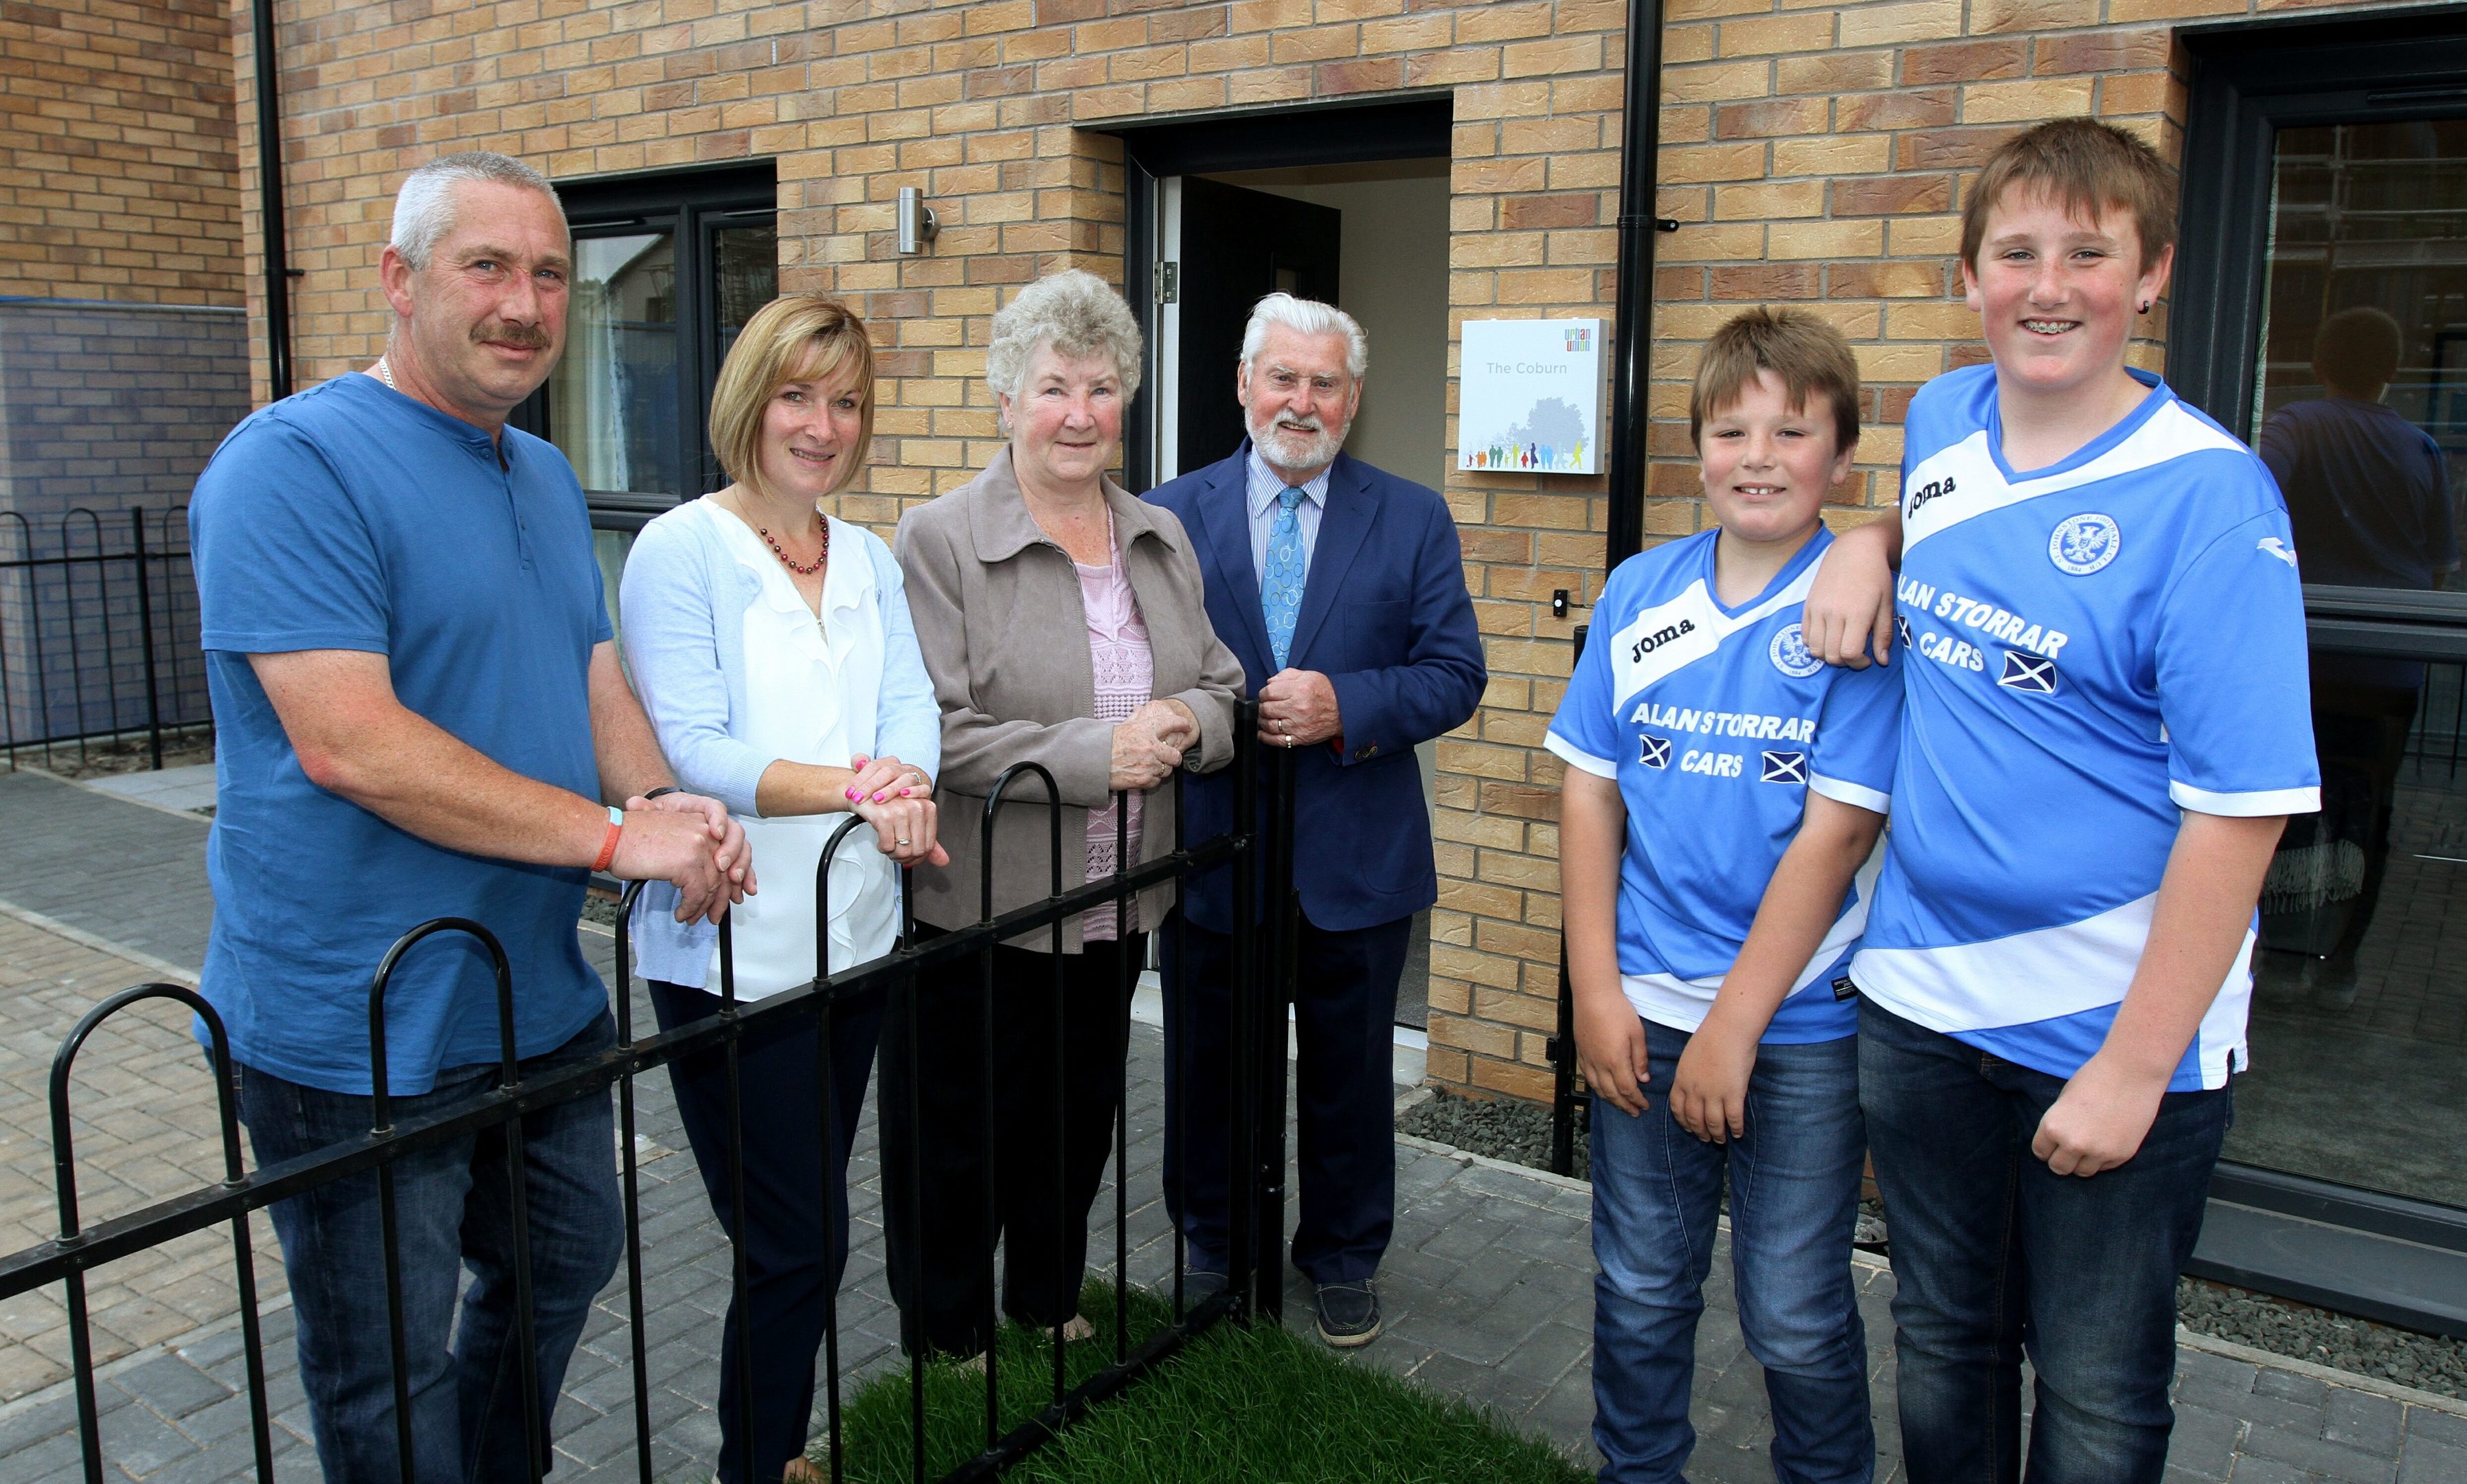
[238,1013,624,1484]
[875,925,1144,1357]
[648,982,883,1484]
[1161,910,1410,1285]
[1859,998,2229,1484]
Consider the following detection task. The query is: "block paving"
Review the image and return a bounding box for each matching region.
[3,772,2466,1482]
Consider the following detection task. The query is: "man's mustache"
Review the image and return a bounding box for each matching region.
[473,321,553,349]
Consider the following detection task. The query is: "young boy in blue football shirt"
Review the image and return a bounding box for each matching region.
[1551,308,1898,1484]
[1801,119,2319,1481]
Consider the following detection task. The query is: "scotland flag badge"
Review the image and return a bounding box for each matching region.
[1999,649,2059,695]
[1638,734,1672,769]
[1760,750,1807,785]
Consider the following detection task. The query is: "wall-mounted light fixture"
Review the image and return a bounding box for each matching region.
[897,187,938,255]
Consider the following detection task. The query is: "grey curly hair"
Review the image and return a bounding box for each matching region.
[984,270,1145,416]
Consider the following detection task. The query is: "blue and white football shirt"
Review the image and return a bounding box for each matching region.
[1547,528,1902,1042]
[1851,366,2320,1090]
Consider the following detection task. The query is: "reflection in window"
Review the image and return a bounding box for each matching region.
[714,223,778,366]
[552,232,680,497]
[594,528,633,653]
[2240,117,2467,1212]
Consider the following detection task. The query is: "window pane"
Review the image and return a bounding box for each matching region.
[594,528,632,651]
[2237,119,2467,1211]
[550,232,681,497]
[712,222,778,370]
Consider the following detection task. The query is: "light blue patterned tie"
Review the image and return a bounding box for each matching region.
[1261,486,1307,669]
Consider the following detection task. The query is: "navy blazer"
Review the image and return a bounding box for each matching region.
[1147,444,1487,933]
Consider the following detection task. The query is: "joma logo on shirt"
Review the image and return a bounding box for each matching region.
[1630,618,1696,662]
[1906,473,1956,518]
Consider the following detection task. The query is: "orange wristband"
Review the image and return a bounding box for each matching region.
[591,806,623,873]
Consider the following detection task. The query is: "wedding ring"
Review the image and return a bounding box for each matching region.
[896,837,910,846]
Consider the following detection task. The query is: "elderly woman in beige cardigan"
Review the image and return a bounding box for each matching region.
[883,269,1243,1360]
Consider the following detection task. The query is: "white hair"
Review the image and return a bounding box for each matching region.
[1239,293,1367,379]
[390,152,564,271]
[984,269,1146,406]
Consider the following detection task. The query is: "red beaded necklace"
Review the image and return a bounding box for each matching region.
[756,517,829,576]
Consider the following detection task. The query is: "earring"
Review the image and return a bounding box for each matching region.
[2139,300,2152,314]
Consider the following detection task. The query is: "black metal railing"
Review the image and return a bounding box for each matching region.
[3,701,1300,1483]
[0,506,210,772]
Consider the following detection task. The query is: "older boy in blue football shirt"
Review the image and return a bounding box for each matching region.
[1803,119,2319,1481]
[1553,308,1897,1484]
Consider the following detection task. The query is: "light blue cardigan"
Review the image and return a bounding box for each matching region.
[617,501,941,985]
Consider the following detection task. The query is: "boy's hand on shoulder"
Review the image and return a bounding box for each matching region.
[1575,989,1652,1118]
[2031,1053,2169,1177]
[1803,517,1900,669]
[1669,1021,1758,1144]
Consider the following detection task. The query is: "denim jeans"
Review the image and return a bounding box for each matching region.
[1590,1020,1872,1484]
[1858,998,2230,1484]
[238,1012,624,1484]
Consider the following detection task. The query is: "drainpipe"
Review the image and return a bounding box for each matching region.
[1603,0,1673,572]
[251,0,292,399]
[1551,0,1674,1173]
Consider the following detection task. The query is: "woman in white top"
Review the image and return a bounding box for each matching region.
[617,294,940,1484]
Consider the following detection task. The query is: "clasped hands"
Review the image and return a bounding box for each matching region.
[1109,699,1201,791]
[1256,668,1340,749]
[842,753,946,869]
[607,790,754,925]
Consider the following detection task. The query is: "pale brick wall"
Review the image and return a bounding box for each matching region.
[0,0,241,304]
[229,0,2400,1102]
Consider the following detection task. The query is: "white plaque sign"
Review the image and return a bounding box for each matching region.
[1458,317,1603,474]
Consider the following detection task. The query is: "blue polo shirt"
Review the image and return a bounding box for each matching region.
[192,372,613,1095]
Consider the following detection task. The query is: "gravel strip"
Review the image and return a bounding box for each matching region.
[2176,1279,2467,1400]
[1400,1083,1589,1179]
[1400,1086,2467,1399]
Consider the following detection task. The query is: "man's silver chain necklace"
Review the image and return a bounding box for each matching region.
[372,357,395,389]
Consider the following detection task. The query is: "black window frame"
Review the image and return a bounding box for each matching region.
[512,161,778,532]
[2175,5,2467,660]
[2172,4,2467,1337]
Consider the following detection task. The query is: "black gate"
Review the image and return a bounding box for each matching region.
[1,702,1301,1483]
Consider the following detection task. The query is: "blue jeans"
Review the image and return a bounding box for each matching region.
[239,1012,624,1484]
[1858,998,2229,1484]
[1590,1021,1872,1484]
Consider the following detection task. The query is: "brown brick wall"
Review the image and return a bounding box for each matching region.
[0,0,242,305]
[232,0,2402,1102]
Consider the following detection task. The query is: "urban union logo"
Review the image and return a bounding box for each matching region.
[2048,513,2121,575]
[1769,622,1825,678]
[1565,326,1591,352]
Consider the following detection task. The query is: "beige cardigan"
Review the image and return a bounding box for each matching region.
[894,449,1245,949]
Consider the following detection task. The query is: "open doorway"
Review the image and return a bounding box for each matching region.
[1145,155,1452,1034]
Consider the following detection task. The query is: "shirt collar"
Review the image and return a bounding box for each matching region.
[965,447,1169,564]
[1245,446,1331,519]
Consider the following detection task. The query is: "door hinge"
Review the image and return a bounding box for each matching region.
[1156,262,1179,305]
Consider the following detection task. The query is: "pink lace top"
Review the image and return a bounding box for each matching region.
[1077,536,1151,941]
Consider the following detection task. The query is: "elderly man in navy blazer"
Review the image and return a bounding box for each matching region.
[1149,293,1485,1347]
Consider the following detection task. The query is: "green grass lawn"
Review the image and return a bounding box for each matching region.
[824,1283,1589,1483]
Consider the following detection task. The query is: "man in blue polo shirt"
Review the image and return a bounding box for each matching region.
[192,152,747,1484]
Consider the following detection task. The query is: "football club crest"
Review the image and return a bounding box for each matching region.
[2048,513,2121,575]
[1895,614,1912,650]
[1759,751,1807,785]
[1768,622,1824,679]
[1638,734,1672,769]
[1998,649,2059,695]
